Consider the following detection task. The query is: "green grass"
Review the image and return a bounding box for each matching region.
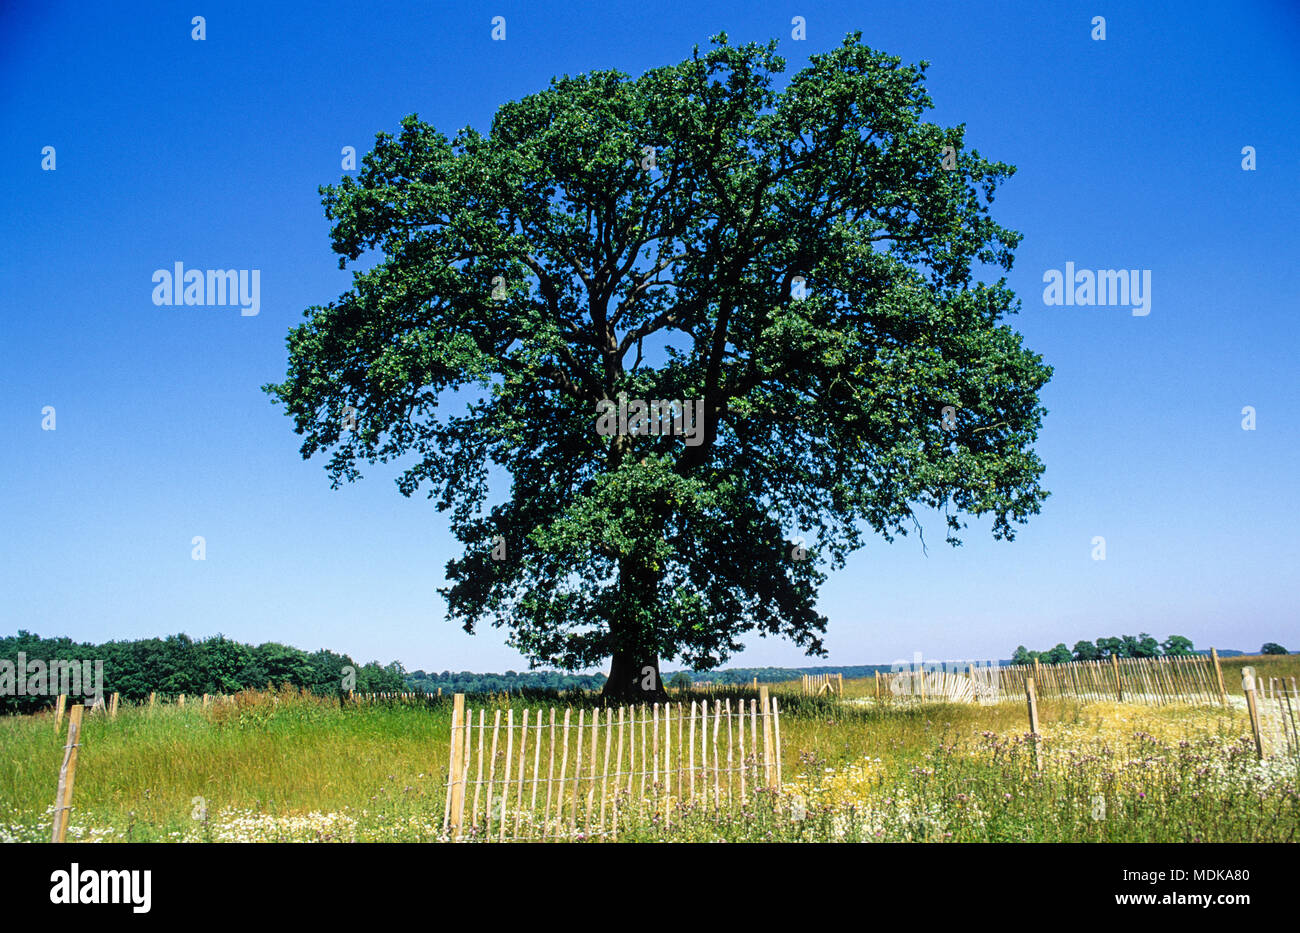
[0,687,455,841]
[1220,653,1300,695]
[2,679,1296,842]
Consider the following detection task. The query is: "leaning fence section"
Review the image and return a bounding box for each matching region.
[876,654,1226,708]
[442,690,783,842]
[997,655,1223,707]
[876,668,999,704]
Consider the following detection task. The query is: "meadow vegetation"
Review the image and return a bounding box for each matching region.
[3,656,1296,843]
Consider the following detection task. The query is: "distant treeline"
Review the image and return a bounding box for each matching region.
[5,627,1269,718]
[405,669,606,694]
[666,665,903,685]
[404,665,909,693]
[404,666,906,693]
[1011,634,1213,666]
[0,630,406,715]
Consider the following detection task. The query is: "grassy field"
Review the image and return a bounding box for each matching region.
[1219,653,1300,693]
[2,656,1297,843]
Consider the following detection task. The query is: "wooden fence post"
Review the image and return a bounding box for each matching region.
[445,693,466,838]
[1110,654,1123,701]
[570,708,583,834]
[488,709,503,836]
[1026,676,1042,773]
[588,708,600,829]
[771,696,782,787]
[759,685,774,789]
[109,692,119,719]
[51,703,84,842]
[54,694,66,732]
[500,708,514,842]
[1210,648,1227,706]
[1242,667,1264,759]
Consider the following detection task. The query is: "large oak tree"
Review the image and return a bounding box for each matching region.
[266,34,1051,701]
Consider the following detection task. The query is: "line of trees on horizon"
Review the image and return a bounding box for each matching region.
[407,664,918,693]
[7,628,1285,716]
[406,669,606,694]
[0,631,407,715]
[1012,633,1201,666]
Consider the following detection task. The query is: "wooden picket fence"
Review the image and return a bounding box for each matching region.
[801,673,843,696]
[876,654,1226,708]
[348,690,442,705]
[1000,655,1223,706]
[442,689,783,842]
[878,667,995,703]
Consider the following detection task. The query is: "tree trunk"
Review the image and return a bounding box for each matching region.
[601,533,670,703]
[603,648,667,703]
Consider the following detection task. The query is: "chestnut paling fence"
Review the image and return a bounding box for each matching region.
[1257,676,1300,760]
[877,654,1228,707]
[442,690,783,841]
[997,655,1224,706]
[801,673,843,696]
[876,668,996,703]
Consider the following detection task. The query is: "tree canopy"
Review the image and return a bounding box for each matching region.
[0,630,405,715]
[1014,633,1196,665]
[266,33,1051,699]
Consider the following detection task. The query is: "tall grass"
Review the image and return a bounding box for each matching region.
[2,679,1295,842]
[0,686,454,841]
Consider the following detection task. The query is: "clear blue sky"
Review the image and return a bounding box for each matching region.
[2,0,1297,674]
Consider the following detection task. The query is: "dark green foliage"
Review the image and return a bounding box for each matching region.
[1042,643,1072,665]
[1261,643,1289,655]
[405,668,605,694]
[265,33,1051,685]
[0,630,405,715]
[1072,640,1100,661]
[1122,633,1161,659]
[1095,637,1123,659]
[1015,633,1196,665]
